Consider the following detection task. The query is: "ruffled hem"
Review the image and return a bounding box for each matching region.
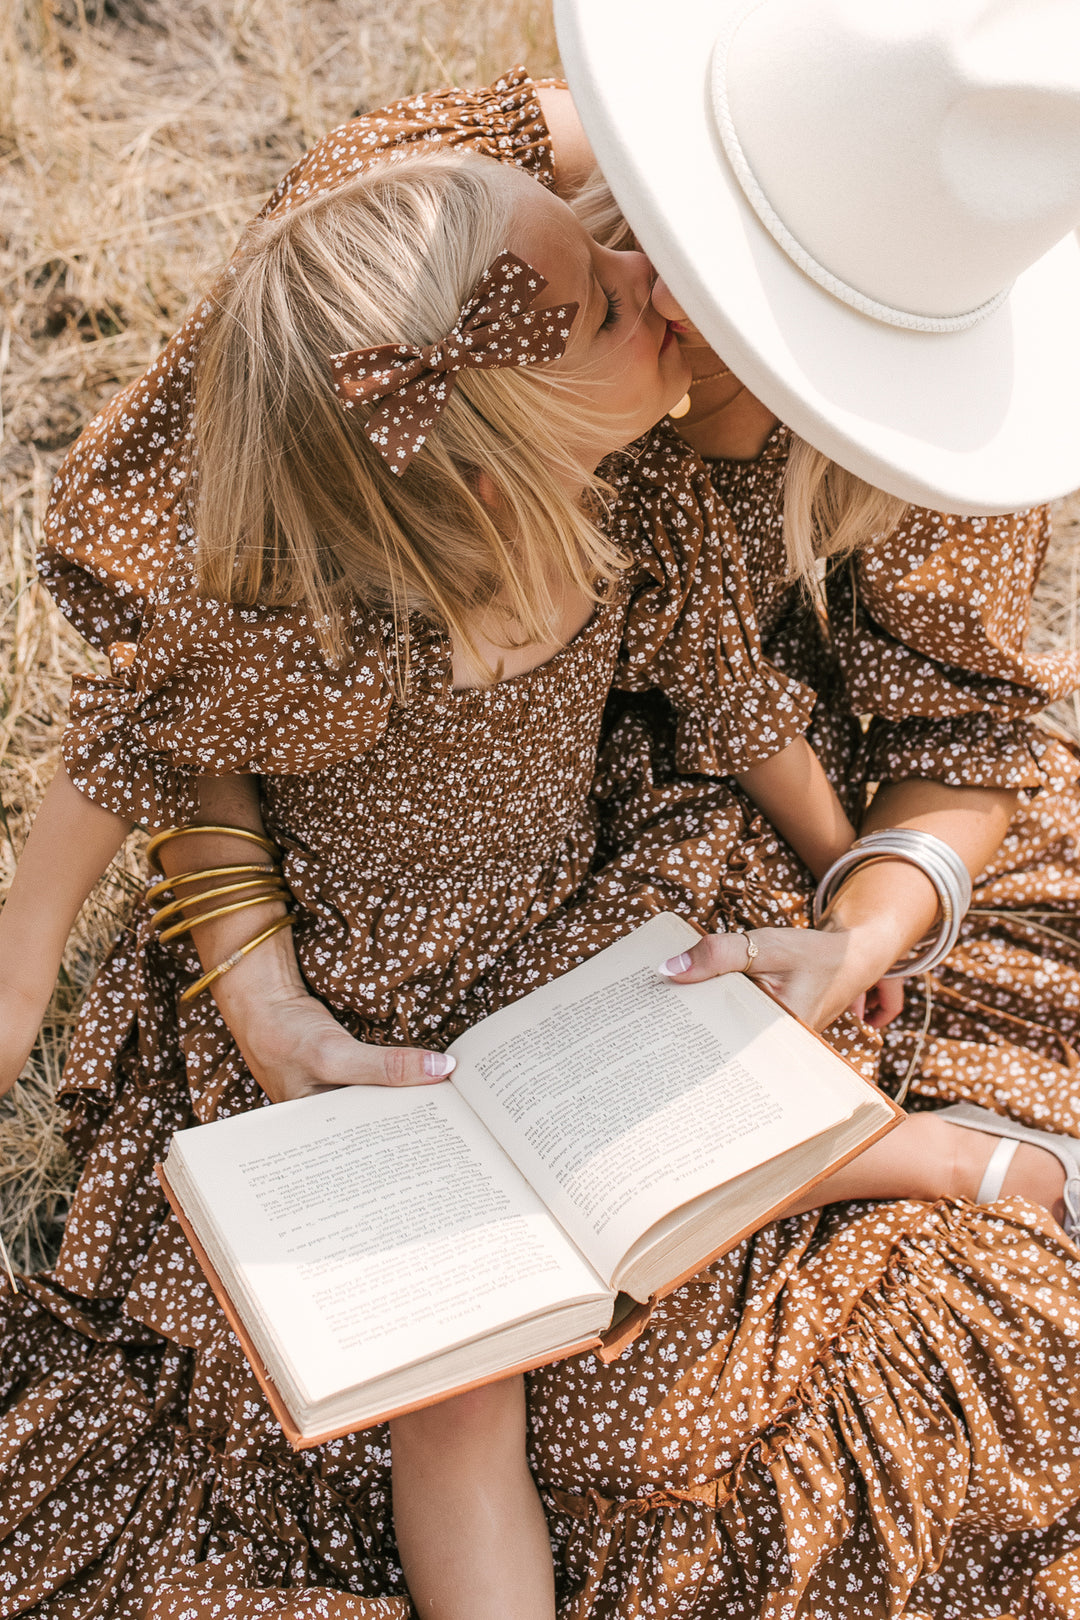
[605,426,818,775]
[0,1283,406,1619]
[672,668,817,776]
[145,1585,410,1618]
[860,713,1080,796]
[7,1197,1080,1618]
[545,1199,1080,1620]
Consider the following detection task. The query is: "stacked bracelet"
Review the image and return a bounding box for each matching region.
[145,823,293,1001]
[178,915,296,1004]
[145,823,278,875]
[813,829,972,978]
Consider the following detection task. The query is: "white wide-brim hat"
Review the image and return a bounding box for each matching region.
[555,0,1080,514]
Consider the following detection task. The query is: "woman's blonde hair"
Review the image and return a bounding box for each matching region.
[193,151,628,688]
[571,169,910,582]
[782,436,908,583]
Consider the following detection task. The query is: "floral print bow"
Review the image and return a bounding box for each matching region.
[329,251,579,473]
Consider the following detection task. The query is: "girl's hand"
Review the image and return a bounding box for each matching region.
[0,982,51,1101]
[855,976,906,1030]
[660,925,901,1031]
[223,981,454,1104]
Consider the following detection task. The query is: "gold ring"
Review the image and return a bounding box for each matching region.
[740,932,759,969]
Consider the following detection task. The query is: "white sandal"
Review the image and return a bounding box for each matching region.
[939,1101,1080,1241]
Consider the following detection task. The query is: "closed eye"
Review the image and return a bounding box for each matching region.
[600,287,622,331]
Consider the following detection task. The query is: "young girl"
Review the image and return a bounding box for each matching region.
[2,145,1078,1619]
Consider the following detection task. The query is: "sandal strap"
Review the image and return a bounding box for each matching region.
[940,1101,1080,1243]
[976,1136,1019,1203]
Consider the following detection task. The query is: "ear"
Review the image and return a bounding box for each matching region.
[474,471,499,509]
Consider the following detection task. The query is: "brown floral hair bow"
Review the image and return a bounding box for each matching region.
[329,251,579,474]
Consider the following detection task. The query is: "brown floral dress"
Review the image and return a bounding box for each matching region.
[5,70,1080,1620]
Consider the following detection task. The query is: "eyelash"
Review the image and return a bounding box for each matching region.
[601,288,622,330]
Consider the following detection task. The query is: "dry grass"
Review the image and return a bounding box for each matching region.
[0,0,559,1269]
[1,0,1077,1271]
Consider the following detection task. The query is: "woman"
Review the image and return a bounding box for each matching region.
[6,53,1080,1620]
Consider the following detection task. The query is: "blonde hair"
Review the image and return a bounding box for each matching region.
[569,168,638,252]
[193,151,627,689]
[782,436,909,582]
[570,169,911,583]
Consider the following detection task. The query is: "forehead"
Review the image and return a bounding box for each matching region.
[500,170,592,313]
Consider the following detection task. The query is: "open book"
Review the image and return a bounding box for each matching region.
[159,912,900,1446]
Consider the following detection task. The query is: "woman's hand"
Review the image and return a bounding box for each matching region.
[222,978,454,1104]
[660,924,903,1031]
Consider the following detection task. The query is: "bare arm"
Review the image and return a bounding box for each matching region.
[664,777,1018,1029]
[0,771,451,1105]
[535,85,596,198]
[819,778,1018,974]
[151,781,452,1099]
[0,769,131,1097]
[735,736,855,880]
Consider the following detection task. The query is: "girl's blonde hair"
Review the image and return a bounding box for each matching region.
[570,170,910,581]
[193,151,627,687]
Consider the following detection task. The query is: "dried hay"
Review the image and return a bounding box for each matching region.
[1,0,1077,1272]
[0,0,558,1270]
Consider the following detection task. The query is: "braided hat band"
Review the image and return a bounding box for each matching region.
[329,251,580,474]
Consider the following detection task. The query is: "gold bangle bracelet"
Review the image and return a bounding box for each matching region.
[158,888,288,945]
[179,914,296,1004]
[145,863,278,906]
[145,824,279,874]
[151,875,287,931]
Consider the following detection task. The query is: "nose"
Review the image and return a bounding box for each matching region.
[649,275,688,323]
[624,249,658,319]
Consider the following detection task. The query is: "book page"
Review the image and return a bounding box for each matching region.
[448,913,870,1284]
[167,1084,609,1409]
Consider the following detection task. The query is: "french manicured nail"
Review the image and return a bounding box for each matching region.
[423,1053,456,1077]
[658,953,693,978]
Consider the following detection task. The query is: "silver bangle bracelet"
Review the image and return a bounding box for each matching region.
[813,829,973,978]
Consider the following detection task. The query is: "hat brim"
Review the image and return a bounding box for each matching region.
[555,0,1080,514]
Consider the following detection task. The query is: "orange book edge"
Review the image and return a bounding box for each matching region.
[596,934,906,1361]
[157,1163,606,1450]
[596,1067,903,1360]
[156,947,905,1419]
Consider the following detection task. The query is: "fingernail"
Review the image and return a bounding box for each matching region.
[658,953,693,978]
[422,1052,456,1077]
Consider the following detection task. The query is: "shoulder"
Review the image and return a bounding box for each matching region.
[259,66,557,220]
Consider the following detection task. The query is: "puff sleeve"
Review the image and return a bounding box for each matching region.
[608,428,816,776]
[826,505,1080,793]
[61,557,394,831]
[259,66,555,218]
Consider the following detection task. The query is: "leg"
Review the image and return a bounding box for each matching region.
[780,1110,1068,1223]
[390,1375,555,1620]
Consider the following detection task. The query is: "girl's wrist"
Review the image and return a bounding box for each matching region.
[816,856,941,979]
[816,912,906,984]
